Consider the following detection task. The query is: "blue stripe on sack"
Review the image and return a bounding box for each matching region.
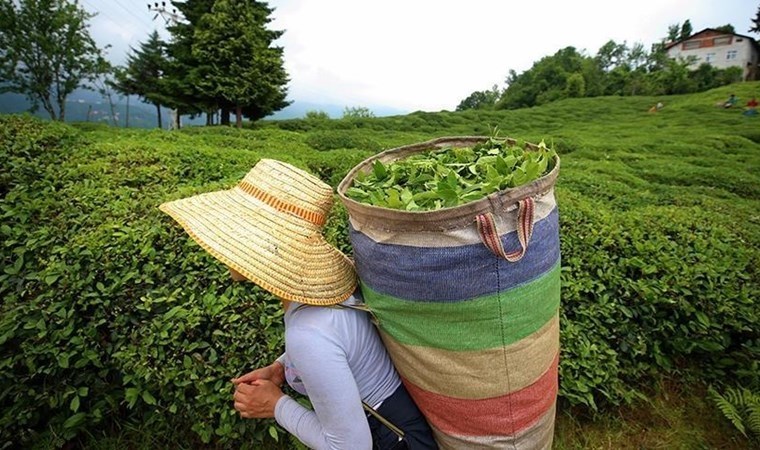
[350,207,560,302]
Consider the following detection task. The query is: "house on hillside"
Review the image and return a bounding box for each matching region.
[665,28,760,80]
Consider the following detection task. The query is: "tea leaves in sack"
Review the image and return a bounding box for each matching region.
[344,137,556,211]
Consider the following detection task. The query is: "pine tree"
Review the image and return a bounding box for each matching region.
[680,19,693,40]
[113,30,170,128]
[165,0,217,123]
[191,0,290,127]
[750,6,760,33]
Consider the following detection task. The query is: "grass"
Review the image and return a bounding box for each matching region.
[554,380,753,450]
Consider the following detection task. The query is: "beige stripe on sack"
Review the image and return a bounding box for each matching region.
[382,314,559,399]
[350,190,556,247]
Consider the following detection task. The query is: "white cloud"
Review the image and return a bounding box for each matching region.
[269,0,755,111]
[83,0,757,112]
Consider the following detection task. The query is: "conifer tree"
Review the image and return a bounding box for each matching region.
[191,0,289,127]
[113,30,170,128]
[750,6,760,33]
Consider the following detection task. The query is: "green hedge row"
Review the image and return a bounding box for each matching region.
[1,114,758,448]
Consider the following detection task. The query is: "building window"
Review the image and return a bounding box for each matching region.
[683,40,701,50]
[737,38,744,42]
[727,50,738,60]
[706,52,716,63]
[713,36,732,46]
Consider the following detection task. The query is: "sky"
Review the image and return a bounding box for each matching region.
[81,0,757,113]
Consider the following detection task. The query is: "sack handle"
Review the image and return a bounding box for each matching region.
[362,401,406,440]
[475,197,535,262]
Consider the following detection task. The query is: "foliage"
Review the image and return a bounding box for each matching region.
[1,82,759,447]
[191,0,290,127]
[304,110,330,121]
[304,130,381,153]
[487,21,745,111]
[345,138,556,210]
[112,31,170,129]
[714,24,736,34]
[0,0,108,121]
[163,0,216,120]
[708,386,760,437]
[565,73,585,98]
[751,6,760,34]
[342,106,375,119]
[456,85,501,111]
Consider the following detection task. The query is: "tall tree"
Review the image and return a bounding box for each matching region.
[0,0,108,121]
[113,30,170,128]
[596,40,628,72]
[166,0,218,124]
[666,23,681,42]
[456,85,501,111]
[191,0,289,128]
[680,19,693,40]
[751,6,760,33]
[497,47,585,109]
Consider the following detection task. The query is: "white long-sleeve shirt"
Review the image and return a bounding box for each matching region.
[274,296,401,450]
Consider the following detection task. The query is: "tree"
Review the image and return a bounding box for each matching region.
[680,20,693,40]
[304,110,330,120]
[0,0,108,121]
[596,40,628,72]
[666,23,681,42]
[497,47,585,109]
[342,106,375,118]
[655,57,696,94]
[565,73,585,98]
[166,0,218,125]
[191,0,289,128]
[456,85,500,111]
[714,24,736,34]
[751,6,760,33]
[113,31,170,128]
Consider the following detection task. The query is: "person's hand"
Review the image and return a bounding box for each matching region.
[231,361,285,387]
[233,379,284,419]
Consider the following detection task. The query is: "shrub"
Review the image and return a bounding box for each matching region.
[0,116,344,448]
[304,130,381,152]
[2,85,759,446]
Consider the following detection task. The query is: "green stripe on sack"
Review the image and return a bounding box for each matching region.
[362,262,561,351]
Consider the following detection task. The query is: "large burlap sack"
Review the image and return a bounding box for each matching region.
[338,137,561,449]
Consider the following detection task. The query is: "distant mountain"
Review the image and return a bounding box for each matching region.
[0,91,201,128]
[0,90,408,126]
[267,100,408,119]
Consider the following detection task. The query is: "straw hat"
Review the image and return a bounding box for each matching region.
[159,159,357,306]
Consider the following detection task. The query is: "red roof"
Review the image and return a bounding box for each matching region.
[664,28,759,51]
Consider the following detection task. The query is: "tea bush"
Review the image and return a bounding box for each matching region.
[304,129,382,152]
[0,116,358,449]
[1,82,759,447]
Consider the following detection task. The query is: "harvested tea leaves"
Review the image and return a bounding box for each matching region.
[346,138,556,211]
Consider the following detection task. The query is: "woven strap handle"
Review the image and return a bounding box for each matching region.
[476,197,535,262]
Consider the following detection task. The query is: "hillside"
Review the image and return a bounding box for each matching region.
[0,91,407,126]
[1,83,758,449]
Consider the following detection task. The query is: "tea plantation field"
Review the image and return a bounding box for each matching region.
[1,83,758,449]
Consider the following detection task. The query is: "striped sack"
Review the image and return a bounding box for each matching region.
[338,137,561,449]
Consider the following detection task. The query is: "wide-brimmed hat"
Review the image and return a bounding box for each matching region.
[159,159,357,306]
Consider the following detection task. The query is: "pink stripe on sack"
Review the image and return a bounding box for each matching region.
[403,352,559,437]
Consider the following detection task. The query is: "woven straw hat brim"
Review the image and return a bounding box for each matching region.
[160,186,357,306]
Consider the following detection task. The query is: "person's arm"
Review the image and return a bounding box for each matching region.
[274,325,372,450]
